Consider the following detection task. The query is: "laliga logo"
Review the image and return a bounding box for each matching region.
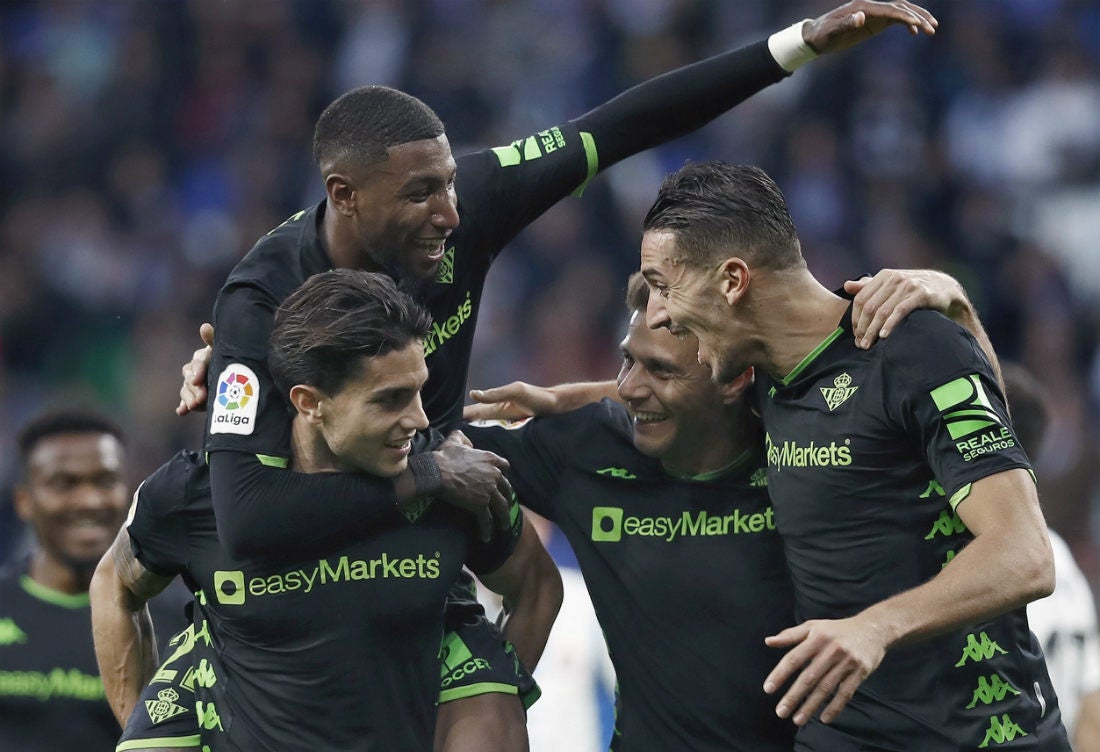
[218,372,254,411]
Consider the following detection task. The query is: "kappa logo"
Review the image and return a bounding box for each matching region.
[435,247,456,284]
[980,714,1028,748]
[967,674,1021,709]
[955,631,1008,667]
[210,364,259,436]
[145,687,189,725]
[820,372,859,411]
[597,467,637,480]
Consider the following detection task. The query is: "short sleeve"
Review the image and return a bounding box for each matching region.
[127,451,201,578]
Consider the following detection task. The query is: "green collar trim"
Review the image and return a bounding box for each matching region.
[781,326,845,386]
[20,575,90,608]
[665,447,755,481]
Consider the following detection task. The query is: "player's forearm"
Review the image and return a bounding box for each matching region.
[209,451,398,560]
[859,511,1053,650]
[481,526,563,671]
[90,560,158,725]
[575,39,785,169]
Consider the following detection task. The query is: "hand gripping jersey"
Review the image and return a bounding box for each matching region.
[464,400,796,752]
[759,306,1070,752]
[126,451,521,751]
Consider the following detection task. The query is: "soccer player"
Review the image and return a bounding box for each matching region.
[176,3,937,744]
[92,270,560,751]
[639,161,1069,750]
[0,411,185,751]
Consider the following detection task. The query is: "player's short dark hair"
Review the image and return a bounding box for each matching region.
[643,162,804,272]
[270,269,433,397]
[312,86,445,173]
[1001,362,1049,456]
[17,410,125,473]
[625,271,649,314]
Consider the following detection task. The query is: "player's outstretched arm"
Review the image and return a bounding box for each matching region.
[576,1,935,171]
[478,518,564,672]
[844,269,1003,388]
[763,468,1054,727]
[464,381,619,422]
[90,527,174,725]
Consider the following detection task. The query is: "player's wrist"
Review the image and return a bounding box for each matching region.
[768,20,818,73]
[408,452,444,498]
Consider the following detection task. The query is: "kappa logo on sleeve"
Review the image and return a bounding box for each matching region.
[210,364,259,435]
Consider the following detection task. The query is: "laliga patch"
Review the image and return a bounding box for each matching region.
[210,364,259,435]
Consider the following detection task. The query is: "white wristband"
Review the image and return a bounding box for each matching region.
[767,20,818,73]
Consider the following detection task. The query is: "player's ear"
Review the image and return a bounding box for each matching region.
[718,366,754,406]
[325,172,357,217]
[718,257,749,306]
[288,384,326,424]
[12,485,33,523]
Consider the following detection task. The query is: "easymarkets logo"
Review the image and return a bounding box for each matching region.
[765,433,852,473]
[591,506,775,543]
[424,291,473,357]
[212,553,442,605]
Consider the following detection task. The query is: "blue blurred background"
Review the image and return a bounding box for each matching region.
[0,0,1097,607]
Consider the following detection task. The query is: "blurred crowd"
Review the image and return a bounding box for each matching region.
[1,0,1098,600]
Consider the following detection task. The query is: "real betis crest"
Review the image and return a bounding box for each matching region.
[145,687,189,725]
[435,247,455,284]
[820,372,859,411]
[400,496,435,524]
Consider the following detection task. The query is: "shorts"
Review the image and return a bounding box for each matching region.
[438,592,541,710]
[116,624,202,751]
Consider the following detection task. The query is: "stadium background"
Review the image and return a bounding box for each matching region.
[0,0,1097,606]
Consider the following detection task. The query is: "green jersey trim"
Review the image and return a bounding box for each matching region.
[780,326,845,387]
[664,447,756,481]
[571,132,599,198]
[255,453,289,468]
[19,575,90,609]
[116,735,201,751]
[438,681,519,705]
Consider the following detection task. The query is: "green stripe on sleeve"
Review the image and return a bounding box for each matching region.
[116,735,201,750]
[255,454,288,468]
[948,483,973,511]
[571,132,599,197]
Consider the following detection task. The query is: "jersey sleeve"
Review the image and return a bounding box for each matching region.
[885,311,1031,510]
[126,451,197,578]
[462,409,582,521]
[204,281,291,457]
[456,39,786,265]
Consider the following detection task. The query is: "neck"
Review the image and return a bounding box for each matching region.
[27,550,92,595]
[749,269,849,379]
[290,418,339,474]
[660,403,759,478]
[321,201,380,272]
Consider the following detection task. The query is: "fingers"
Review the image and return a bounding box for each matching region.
[819,671,862,724]
[475,507,493,543]
[783,659,849,725]
[763,625,811,693]
[490,484,512,532]
[860,1,936,35]
[199,322,215,347]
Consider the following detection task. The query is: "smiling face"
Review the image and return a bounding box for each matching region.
[15,433,128,570]
[314,342,431,478]
[617,309,742,474]
[350,135,459,282]
[639,229,749,384]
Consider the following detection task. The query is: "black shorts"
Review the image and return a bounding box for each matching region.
[439,592,540,709]
[115,624,201,751]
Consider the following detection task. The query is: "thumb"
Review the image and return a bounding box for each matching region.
[199,322,215,347]
[845,10,866,31]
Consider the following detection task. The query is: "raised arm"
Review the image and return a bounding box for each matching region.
[477,518,563,672]
[576,0,935,170]
[90,527,174,725]
[464,380,619,422]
